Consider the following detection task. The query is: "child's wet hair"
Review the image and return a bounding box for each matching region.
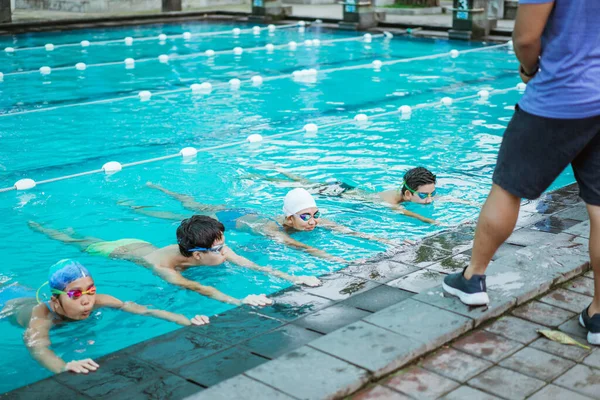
[402,167,436,193]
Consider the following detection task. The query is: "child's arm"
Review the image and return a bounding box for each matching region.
[318,218,402,247]
[24,305,99,374]
[153,267,272,307]
[95,294,209,326]
[392,207,439,225]
[224,248,321,287]
[261,224,346,263]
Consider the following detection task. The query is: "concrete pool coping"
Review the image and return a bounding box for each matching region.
[4,182,592,399]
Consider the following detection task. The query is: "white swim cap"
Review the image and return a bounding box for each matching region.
[283,188,317,216]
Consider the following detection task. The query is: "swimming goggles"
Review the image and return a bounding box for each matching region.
[296,210,320,221]
[401,182,436,199]
[51,285,97,300]
[188,244,225,253]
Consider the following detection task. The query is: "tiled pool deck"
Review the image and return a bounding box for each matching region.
[3,183,596,399]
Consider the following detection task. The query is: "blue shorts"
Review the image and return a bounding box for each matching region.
[311,181,356,197]
[0,285,35,310]
[215,209,256,231]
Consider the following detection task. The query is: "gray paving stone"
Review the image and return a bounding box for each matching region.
[177,346,269,387]
[342,260,419,284]
[291,303,371,334]
[586,270,594,279]
[452,330,524,362]
[539,288,592,313]
[420,224,474,255]
[531,216,581,234]
[245,346,369,400]
[453,244,525,264]
[352,385,412,400]
[515,210,547,228]
[542,184,581,205]
[364,299,473,352]
[519,198,567,215]
[566,220,591,239]
[428,252,472,274]
[339,285,414,313]
[583,349,600,369]
[506,228,558,247]
[484,316,545,344]
[488,235,589,303]
[565,276,595,297]
[441,386,502,400]
[185,375,294,400]
[414,285,515,328]
[530,337,593,362]
[485,260,552,306]
[255,287,334,322]
[386,269,446,294]
[128,329,229,370]
[554,364,600,399]
[512,301,576,327]
[1,378,87,400]
[390,243,452,268]
[528,384,595,400]
[554,204,589,222]
[193,307,283,345]
[302,273,380,301]
[420,348,493,383]
[558,316,589,340]
[241,325,323,359]
[309,321,426,378]
[499,347,575,381]
[383,367,460,399]
[468,366,546,400]
[55,353,199,399]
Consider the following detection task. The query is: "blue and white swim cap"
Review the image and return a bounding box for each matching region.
[48,259,91,291]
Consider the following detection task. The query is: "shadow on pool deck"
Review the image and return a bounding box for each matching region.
[3,182,593,400]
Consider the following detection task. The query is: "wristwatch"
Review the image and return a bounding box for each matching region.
[520,65,539,77]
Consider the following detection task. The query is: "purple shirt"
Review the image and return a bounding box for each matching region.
[518,0,600,119]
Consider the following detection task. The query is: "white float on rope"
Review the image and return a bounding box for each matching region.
[14,179,36,191]
[102,162,122,174]
[138,91,152,101]
[247,134,263,143]
[180,147,198,157]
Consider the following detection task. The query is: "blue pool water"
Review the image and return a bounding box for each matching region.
[0,20,574,392]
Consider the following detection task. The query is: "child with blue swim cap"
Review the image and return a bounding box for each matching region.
[1,259,209,375]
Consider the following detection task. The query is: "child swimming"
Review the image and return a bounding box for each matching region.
[28,215,321,307]
[252,166,478,224]
[258,167,440,224]
[0,259,209,374]
[124,184,401,263]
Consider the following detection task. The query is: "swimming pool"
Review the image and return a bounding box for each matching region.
[0,20,575,392]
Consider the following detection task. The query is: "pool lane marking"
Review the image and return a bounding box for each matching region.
[0,42,511,119]
[0,86,518,193]
[2,23,301,53]
[2,34,384,77]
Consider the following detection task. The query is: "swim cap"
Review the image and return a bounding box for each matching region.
[283,188,317,216]
[48,259,91,291]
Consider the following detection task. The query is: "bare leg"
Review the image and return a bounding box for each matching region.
[27,221,102,252]
[587,204,600,317]
[464,184,521,279]
[118,202,188,221]
[146,182,226,213]
[275,168,315,185]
